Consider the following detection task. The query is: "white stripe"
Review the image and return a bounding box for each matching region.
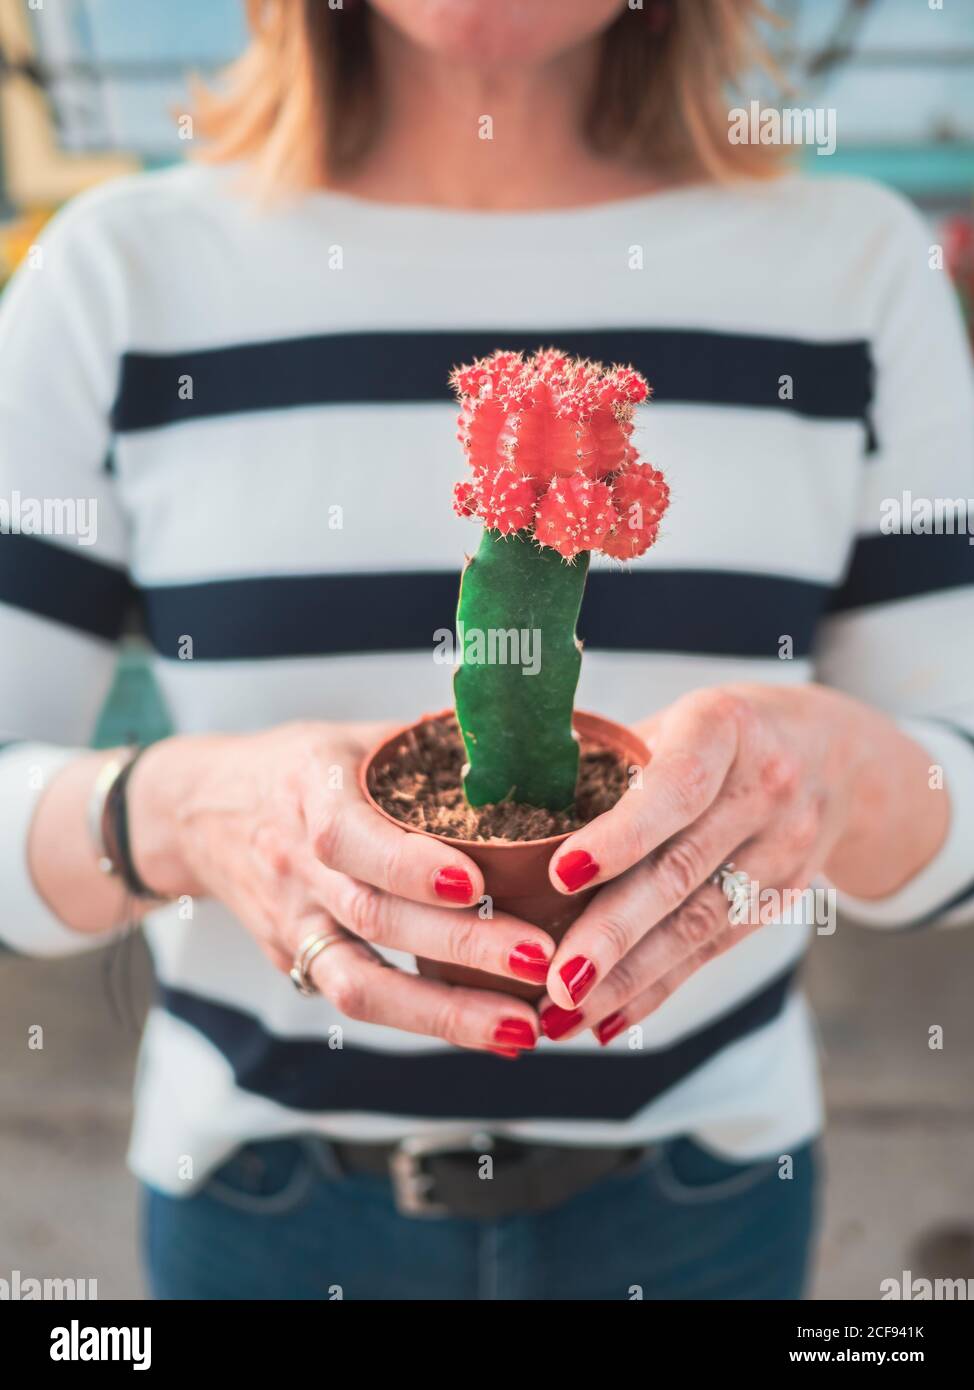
[816,587,974,715]
[834,720,974,928]
[148,648,813,733]
[0,745,123,957]
[114,402,863,585]
[96,166,924,347]
[0,604,118,743]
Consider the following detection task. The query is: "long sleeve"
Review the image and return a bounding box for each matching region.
[0,190,134,954]
[814,188,974,929]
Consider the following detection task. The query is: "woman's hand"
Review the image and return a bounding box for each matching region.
[537,684,949,1043]
[127,721,551,1055]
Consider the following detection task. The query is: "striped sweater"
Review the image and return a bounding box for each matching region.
[2,163,973,1195]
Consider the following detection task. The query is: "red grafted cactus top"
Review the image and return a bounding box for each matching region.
[451,348,669,561]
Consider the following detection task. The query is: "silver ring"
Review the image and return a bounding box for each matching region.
[710,862,753,926]
[289,929,348,997]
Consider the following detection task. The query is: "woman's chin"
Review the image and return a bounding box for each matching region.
[369,0,624,70]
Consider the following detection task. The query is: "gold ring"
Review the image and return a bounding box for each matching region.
[289,929,348,997]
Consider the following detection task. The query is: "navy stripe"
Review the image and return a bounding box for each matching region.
[9,531,967,656]
[827,532,974,614]
[140,568,828,662]
[112,328,873,434]
[160,967,797,1121]
[0,533,133,641]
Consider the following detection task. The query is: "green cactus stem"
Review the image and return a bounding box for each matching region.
[454,529,589,811]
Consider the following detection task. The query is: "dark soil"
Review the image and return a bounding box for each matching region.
[368,713,628,842]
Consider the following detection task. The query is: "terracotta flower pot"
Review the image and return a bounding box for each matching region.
[359,709,649,999]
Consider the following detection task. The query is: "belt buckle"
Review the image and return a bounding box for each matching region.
[389,1130,494,1217]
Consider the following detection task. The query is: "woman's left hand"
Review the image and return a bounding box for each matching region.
[538,683,946,1043]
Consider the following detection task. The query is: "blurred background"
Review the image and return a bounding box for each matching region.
[1,0,973,1299]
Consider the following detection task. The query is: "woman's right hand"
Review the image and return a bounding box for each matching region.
[127,721,548,1055]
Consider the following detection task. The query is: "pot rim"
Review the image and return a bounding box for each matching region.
[358,707,645,851]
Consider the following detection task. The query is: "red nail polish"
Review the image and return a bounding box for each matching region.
[508,941,550,984]
[540,1003,585,1041]
[488,1046,520,1060]
[559,955,596,1005]
[434,867,473,903]
[555,850,599,892]
[493,1018,537,1049]
[596,1011,626,1047]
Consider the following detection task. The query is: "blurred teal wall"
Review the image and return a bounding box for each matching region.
[92,647,172,748]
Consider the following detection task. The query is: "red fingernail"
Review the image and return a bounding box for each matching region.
[434,867,473,903]
[488,1046,520,1060]
[493,1018,537,1049]
[596,1011,626,1047]
[508,941,550,984]
[555,850,599,892]
[559,955,597,1005]
[540,1003,585,1041]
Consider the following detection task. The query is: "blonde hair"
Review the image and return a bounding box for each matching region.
[193,0,782,196]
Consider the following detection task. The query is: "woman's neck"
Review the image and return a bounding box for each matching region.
[331,17,662,211]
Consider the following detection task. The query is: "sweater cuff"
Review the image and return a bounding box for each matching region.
[834,719,974,930]
[0,744,122,956]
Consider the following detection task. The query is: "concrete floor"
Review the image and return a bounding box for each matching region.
[1,919,972,1300]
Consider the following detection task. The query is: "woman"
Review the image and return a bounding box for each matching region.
[2,0,972,1301]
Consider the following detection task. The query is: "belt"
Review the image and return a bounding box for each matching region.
[329,1132,651,1220]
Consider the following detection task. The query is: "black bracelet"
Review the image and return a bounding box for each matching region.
[101,747,166,901]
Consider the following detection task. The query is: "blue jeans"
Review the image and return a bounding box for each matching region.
[144,1134,819,1300]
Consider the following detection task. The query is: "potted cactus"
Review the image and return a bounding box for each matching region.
[361,348,669,996]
